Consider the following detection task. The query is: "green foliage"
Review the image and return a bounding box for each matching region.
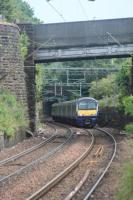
[20,32,29,60]
[36,64,45,102]
[117,163,133,200]
[124,123,133,135]
[41,59,122,102]
[116,59,131,96]
[0,0,12,21]
[99,100,105,108]
[123,96,133,116]
[0,0,41,23]
[37,58,131,102]
[99,95,120,109]
[0,90,27,137]
[89,74,117,99]
[10,0,41,23]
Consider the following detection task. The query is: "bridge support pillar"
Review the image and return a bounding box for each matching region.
[22,24,36,133]
[19,24,36,133]
[24,65,36,133]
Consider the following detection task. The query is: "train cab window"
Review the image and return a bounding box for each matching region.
[78,100,97,110]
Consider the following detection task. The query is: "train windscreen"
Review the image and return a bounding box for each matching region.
[78,100,97,110]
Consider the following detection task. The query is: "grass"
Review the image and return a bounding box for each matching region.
[124,123,133,135]
[0,90,27,137]
[116,163,133,200]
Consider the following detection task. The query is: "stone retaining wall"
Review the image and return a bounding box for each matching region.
[0,22,28,149]
[0,22,28,105]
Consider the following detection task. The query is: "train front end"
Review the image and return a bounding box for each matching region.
[76,97,98,127]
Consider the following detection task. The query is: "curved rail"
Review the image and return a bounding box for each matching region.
[0,135,55,166]
[83,128,117,200]
[0,125,73,184]
[26,129,95,200]
[0,123,57,166]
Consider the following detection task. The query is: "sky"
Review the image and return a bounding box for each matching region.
[25,0,133,24]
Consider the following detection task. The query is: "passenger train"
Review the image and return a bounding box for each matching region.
[51,97,98,127]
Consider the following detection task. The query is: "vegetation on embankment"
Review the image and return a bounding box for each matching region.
[20,31,29,60]
[0,90,27,137]
[88,58,133,130]
[0,0,40,23]
[116,155,133,200]
[0,0,41,60]
[123,96,133,135]
[0,0,41,136]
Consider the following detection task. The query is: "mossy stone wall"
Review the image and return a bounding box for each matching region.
[0,22,28,105]
[0,22,28,149]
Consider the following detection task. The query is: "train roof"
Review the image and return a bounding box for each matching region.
[52,97,98,107]
[78,97,97,102]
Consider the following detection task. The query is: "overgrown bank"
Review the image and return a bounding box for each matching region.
[0,90,28,149]
[0,0,40,148]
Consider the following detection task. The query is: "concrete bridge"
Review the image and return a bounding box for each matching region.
[19,17,133,63]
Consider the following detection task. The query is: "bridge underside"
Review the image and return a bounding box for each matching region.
[35,44,133,63]
[18,18,133,131]
[19,18,133,63]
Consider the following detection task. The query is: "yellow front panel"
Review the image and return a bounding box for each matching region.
[78,110,97,116]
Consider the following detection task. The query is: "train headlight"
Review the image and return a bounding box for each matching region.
[78,113,83,116]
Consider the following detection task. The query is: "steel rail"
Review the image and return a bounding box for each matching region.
[0,135,55,166]
[26,129,95,200]
[0,125,73,184]
[83,128,117,200]
[0,123,57,166]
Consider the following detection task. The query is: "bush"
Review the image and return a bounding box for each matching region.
[89,74,117,99]
[0,90,27,137]
[20,32,29,60]
[99,95,120,109]
[117,163,133,200]
[124,123,133,135]
[123,96,133,116]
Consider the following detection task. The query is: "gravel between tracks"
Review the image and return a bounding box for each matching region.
[0,127,132,200]
[0,129,91,200]
[40,129,113,200]
[39,128,133,200]
[0,124,54,161]
[0,139,62,176]
[89,128,133,200]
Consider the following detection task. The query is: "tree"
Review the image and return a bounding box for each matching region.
[116,58,131,96]
[89,74,117,100]
[0,0,12,21]
[123,96,133,116]
[0,0,41,23]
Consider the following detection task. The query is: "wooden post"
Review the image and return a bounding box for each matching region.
[131,57,133,95]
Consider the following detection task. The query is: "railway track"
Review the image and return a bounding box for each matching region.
[26,128,94,200]
[26,127,117,200]
[81,128,117,200]
[0,123,73,184]
[0,123,55,162]
[0,135,56,166]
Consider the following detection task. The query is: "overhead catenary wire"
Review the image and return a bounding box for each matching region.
[78,0,89,20]
[106,31,133,58]
[46,0,66,22]
[18,1,66,65]
[18,11,131,97]
[24,37,55,61]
